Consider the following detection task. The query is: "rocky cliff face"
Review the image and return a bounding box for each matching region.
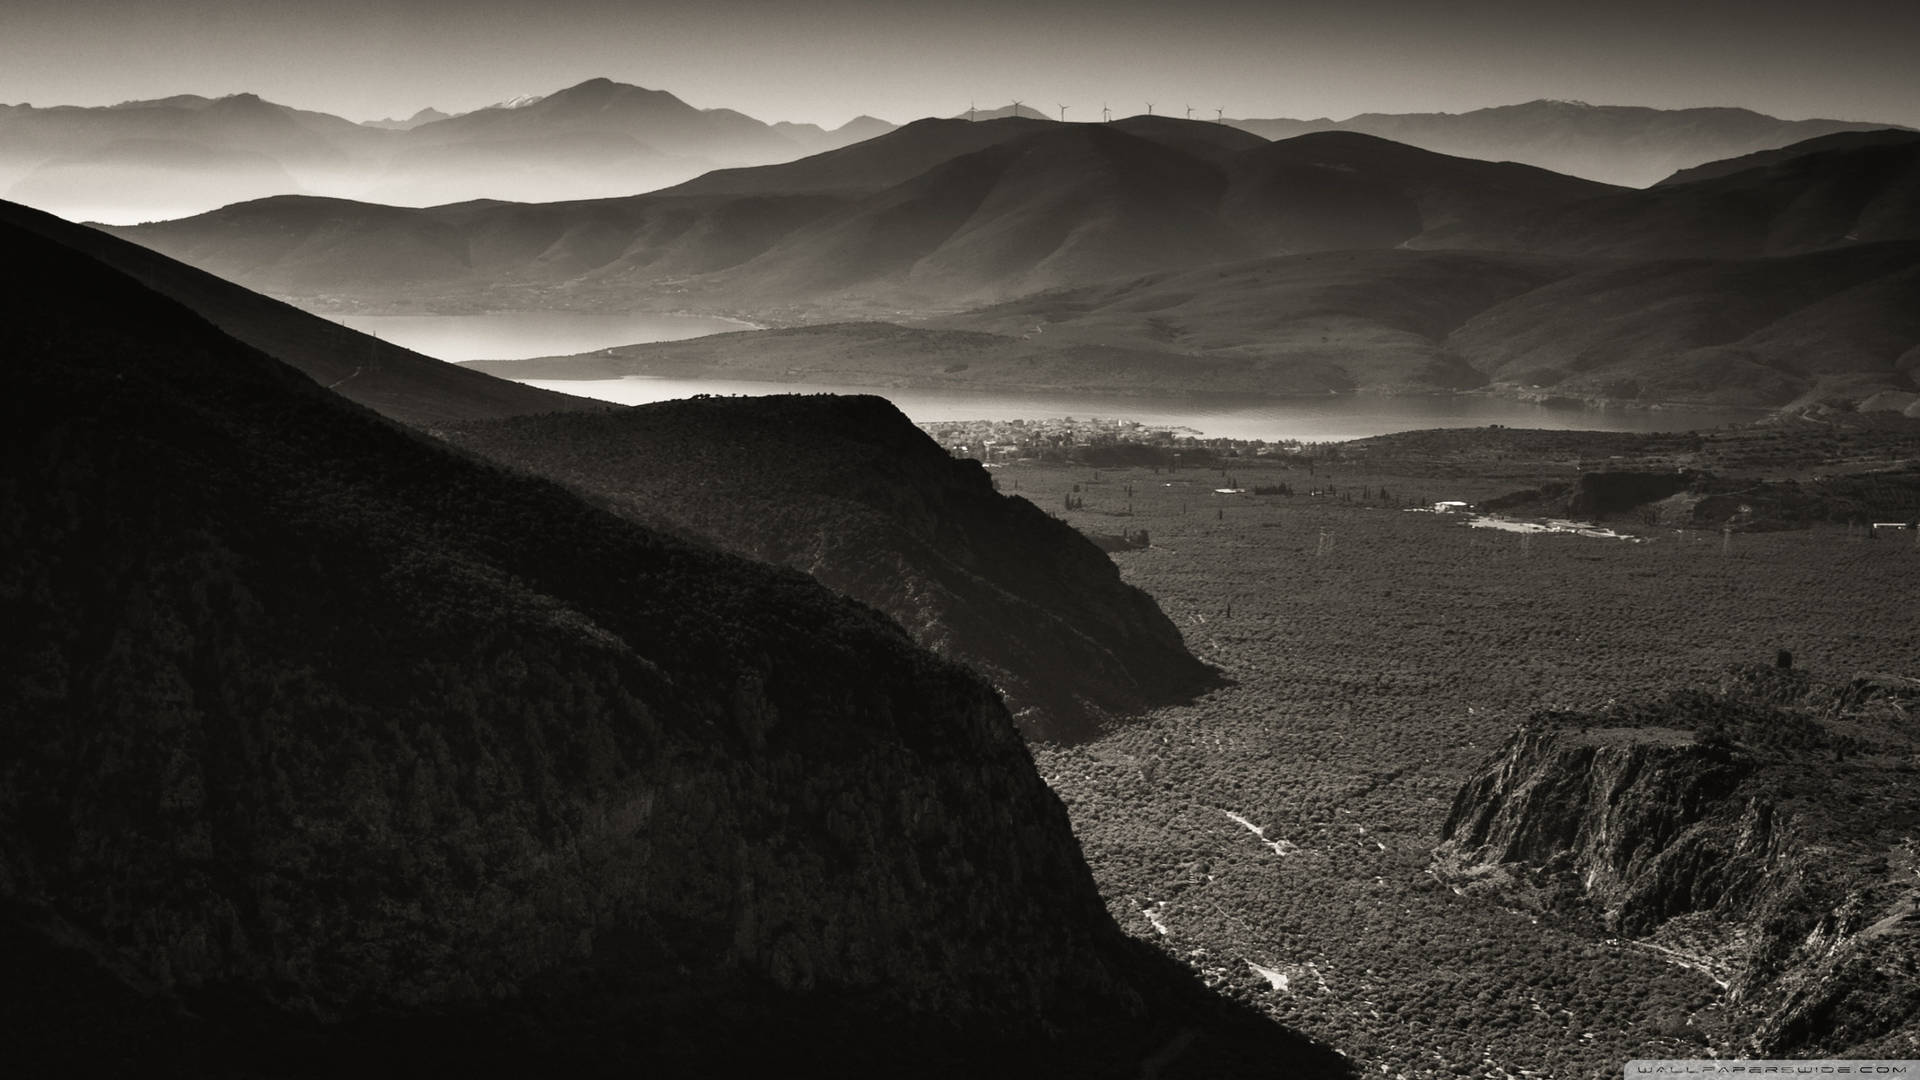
[1438,726,1785,934]
[0,218,1343,1076]
[444,396,1218,743]
[1435,676,1920,1057]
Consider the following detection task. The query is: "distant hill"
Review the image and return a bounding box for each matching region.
[1223,131,1619,252]
[475,239,1920,412]
[771,114,898,154]
[442,395,1217,742]
[361,77,812,205]
[1430,133,1920,259]
[113,121,1617,311]
[360,106,452,131]
[956,103,1054,121]
[0,198,588,425]
[1229,99,1911,188]
[660,116,1056,197]
[1656,128,1920,186]
[0,91,389,222]
[0,78,904,221]
[0,209,1345,1077]
[102,118,1920,411]
[466,250,1580,394]
[1449,241,1920,408]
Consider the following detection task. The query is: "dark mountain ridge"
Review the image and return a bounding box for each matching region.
[1434,134,1920,259]
[0,198,589,425]
[1229,99,1912,188]
[441,394,1218,742]
[0,214,1343,1075]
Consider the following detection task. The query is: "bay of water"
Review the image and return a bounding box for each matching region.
[518,376,1765,442]
[327,310,1765,441]
[329,310,753,362]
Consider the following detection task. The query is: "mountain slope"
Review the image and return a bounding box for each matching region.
[0,199,589,425]
[469,250,1586,395]
[1225,131,1621,252]
[1448,241,1920,407]
[1658,129,1920,187]
[109,122,1615,313]
[660,116,1056,197]
[1434,135,1920,259]
[442,395,1218,742]
[0,212,1345,1077]
[1230,100,1911,188]
[709,123,1250,304]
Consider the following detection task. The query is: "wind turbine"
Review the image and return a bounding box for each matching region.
[1058,103,1068,122]
[968,100,976,122]
[1184,105,1193,120]
[1102,103,1111,122]
[1145,102,1154,116]
[1216,107,1224,123]
[1011,99,1024,118]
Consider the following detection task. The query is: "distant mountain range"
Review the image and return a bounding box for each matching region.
[441,127,1918,412]
[4,82,1911,223]
[88,94,1920,412]
[108,118,1617,309]
[0,78,898,222]
[1227,99,1912,188]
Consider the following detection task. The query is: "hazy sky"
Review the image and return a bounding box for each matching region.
[3,0,1915,127]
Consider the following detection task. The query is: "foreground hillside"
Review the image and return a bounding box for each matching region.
[0,217,1343,1076]
[0,198,590,425]
[443,395,1217,742]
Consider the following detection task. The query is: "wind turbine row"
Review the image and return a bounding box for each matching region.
[962,102,1231,123]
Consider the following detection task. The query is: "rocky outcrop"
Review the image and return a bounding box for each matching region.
[0,216,1344,1076]
[1439,725,1787,933]
[1436,682,1920,1058]
[445,395,1218,743]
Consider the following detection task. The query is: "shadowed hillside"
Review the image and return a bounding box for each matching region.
[0,199,591,425]
[442,395,1219,742]
[0,216,1346,1076]
[1225,131,1619,252]
[1433,134,1920,259]
[1449,241,1920,407]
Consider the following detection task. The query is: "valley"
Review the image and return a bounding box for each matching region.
[7,37,1920,1076]
[996,427,1920,1075]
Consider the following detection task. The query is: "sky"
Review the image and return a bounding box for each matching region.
[3,0,1916,127]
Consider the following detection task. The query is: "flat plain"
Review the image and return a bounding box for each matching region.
[1006,452,1920,1078]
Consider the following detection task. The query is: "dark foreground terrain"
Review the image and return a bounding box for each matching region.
[443,395,1217,742]
[0,214,1347,1077]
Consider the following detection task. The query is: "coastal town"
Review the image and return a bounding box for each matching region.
[918,414,1299,463]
